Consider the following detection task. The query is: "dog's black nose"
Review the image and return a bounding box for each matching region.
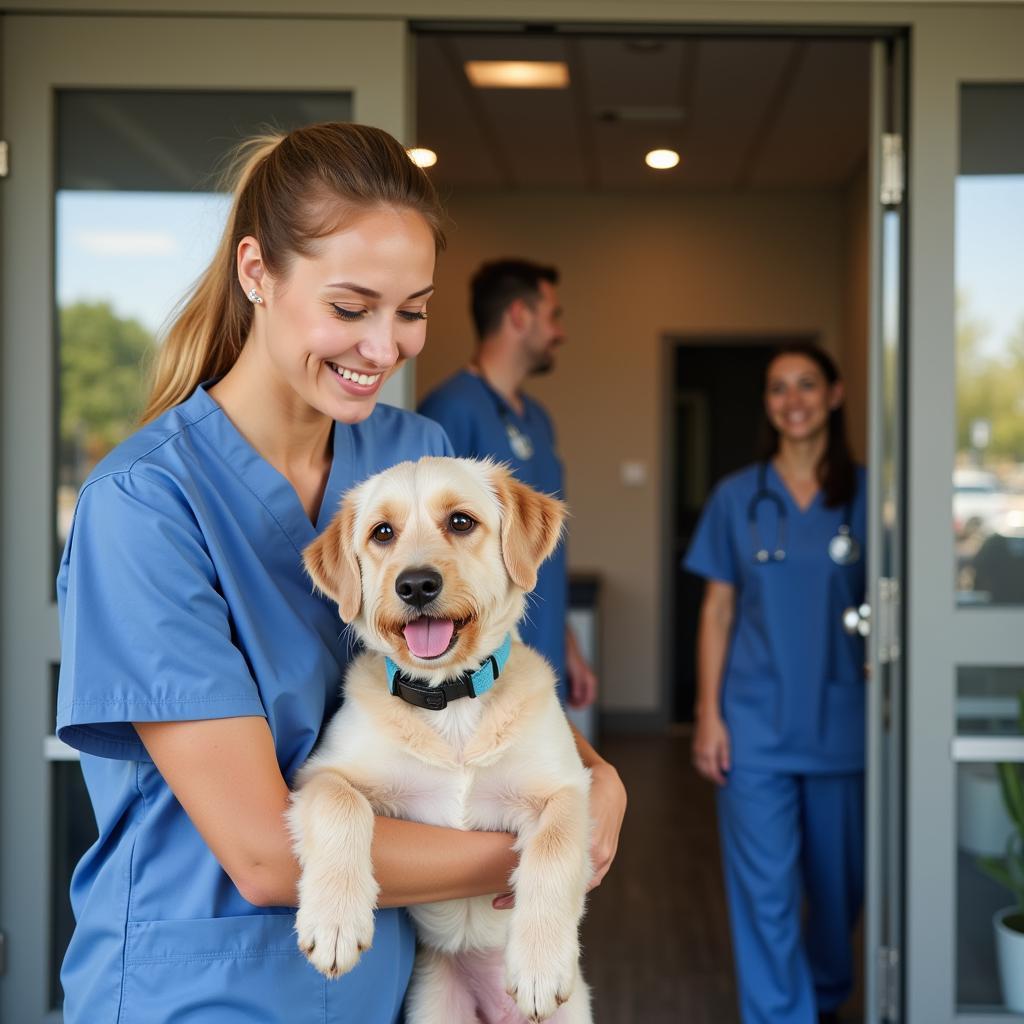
[395,568,443,610]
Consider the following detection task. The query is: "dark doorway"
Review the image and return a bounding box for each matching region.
[668,337,816,723]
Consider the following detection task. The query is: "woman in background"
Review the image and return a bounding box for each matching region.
[685,342,866,1024]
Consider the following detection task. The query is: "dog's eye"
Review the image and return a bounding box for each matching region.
[449,513,476,534]
[371,523,395,544]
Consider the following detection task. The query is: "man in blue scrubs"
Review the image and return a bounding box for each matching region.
[418,259,596,708]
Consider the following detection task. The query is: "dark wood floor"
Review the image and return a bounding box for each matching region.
[580,733,863,1024]
[580,732,739,1024]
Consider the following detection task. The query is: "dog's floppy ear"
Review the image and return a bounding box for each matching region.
[303,497,362,622]
[492,465,567,592]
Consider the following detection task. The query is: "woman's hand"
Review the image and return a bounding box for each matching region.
[586,759,627,891]
[565,627,598,709]
[693,711,731,786]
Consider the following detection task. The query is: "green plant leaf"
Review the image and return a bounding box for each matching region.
[980,854,1015,891]
[999,763,1024,832]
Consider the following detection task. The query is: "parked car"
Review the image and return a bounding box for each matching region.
[954,468,1008,539]
[972,509,1024,604]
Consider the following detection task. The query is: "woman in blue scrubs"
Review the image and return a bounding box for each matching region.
[55,123,626,1023]
[685,343,866,1024]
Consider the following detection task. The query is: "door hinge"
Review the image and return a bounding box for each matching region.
[878,945,900,1021]
[880,134,903,206]
[0,929,6,975]
[0,141,8,178]
[877,577,901,664]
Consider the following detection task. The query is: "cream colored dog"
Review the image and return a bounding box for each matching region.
[289,456,593,1024]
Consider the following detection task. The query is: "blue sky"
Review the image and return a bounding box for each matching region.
[956,175,1024,361]
[57,191,231,336]
[57,178,1024,363]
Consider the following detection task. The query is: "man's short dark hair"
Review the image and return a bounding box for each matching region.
[470,259,560,340]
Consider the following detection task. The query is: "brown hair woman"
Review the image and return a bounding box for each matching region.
[55,123,625,1023]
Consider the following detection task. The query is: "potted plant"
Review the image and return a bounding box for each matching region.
[979,694,1024,1011]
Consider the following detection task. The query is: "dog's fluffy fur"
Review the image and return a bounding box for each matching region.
[288,457,593,1023]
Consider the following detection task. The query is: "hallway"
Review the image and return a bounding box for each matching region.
[582,733,864,1023]
[581,733,739,1024]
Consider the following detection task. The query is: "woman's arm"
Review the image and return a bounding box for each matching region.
[134,717,517,909]
[692,579,736,786]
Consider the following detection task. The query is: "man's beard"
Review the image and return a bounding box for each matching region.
[528,350,556,376]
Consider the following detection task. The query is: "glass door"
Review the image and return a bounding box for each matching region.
[0,14,413,1020]
[903,8,1024,1024]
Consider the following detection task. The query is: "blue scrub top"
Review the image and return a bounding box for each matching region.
[418,370,568,700]
[684,463,867,774]
[55,383,452,1024]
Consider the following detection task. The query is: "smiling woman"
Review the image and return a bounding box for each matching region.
[209,204,437,451]
[685,340,865,1024]
[52,122,630,1024]
[141,124,446,427]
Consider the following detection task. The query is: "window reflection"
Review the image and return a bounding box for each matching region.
[956,667,1024,1011]
[55,90,352,546]
[955,85,1024,607]
[56,190,229,540]
[958,666,1024,738]
[957,759,1022,1010]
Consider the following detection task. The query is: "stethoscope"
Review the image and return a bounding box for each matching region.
[473,368,534,460]
[495,402,534,460]
[747,462,860,566]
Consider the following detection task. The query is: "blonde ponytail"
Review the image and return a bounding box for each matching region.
[140,124,444,424]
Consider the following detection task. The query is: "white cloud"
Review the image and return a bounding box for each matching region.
[74,229,179,256]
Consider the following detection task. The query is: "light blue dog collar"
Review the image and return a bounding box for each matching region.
[385,633,513,711]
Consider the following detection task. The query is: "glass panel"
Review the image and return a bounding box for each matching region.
[956,666,1024,1014]
[959,666,1024,738]
[957,761,1021,1013]
[55,90,353,547]
[955,84,1024,607]
[49,761,97,1011]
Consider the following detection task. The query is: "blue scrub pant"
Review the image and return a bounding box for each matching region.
[717,769,865,1024]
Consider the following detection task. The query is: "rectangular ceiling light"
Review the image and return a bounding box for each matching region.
[464,61,570,89]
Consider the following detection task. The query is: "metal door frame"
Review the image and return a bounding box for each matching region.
[905,9,1024,1024]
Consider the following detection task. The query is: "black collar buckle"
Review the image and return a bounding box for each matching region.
[391,671,476,711]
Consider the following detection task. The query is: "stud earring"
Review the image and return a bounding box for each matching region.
[247,288,264,305]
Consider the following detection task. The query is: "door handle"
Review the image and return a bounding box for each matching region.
[843,603,872,637]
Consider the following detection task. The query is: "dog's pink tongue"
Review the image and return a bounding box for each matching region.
[403,617,455,659]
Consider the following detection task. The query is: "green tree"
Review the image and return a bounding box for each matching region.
[60,301,155,483]
[957,294,1024,463]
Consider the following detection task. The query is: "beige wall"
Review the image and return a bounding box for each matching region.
[415,188,850,714]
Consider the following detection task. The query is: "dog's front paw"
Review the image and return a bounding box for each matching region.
[505,932,578,1022]
[295,894,375,979]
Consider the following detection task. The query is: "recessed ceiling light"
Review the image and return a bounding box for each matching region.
[407,147,437,168]
[464,61,570,89]
[645,148,681,170]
